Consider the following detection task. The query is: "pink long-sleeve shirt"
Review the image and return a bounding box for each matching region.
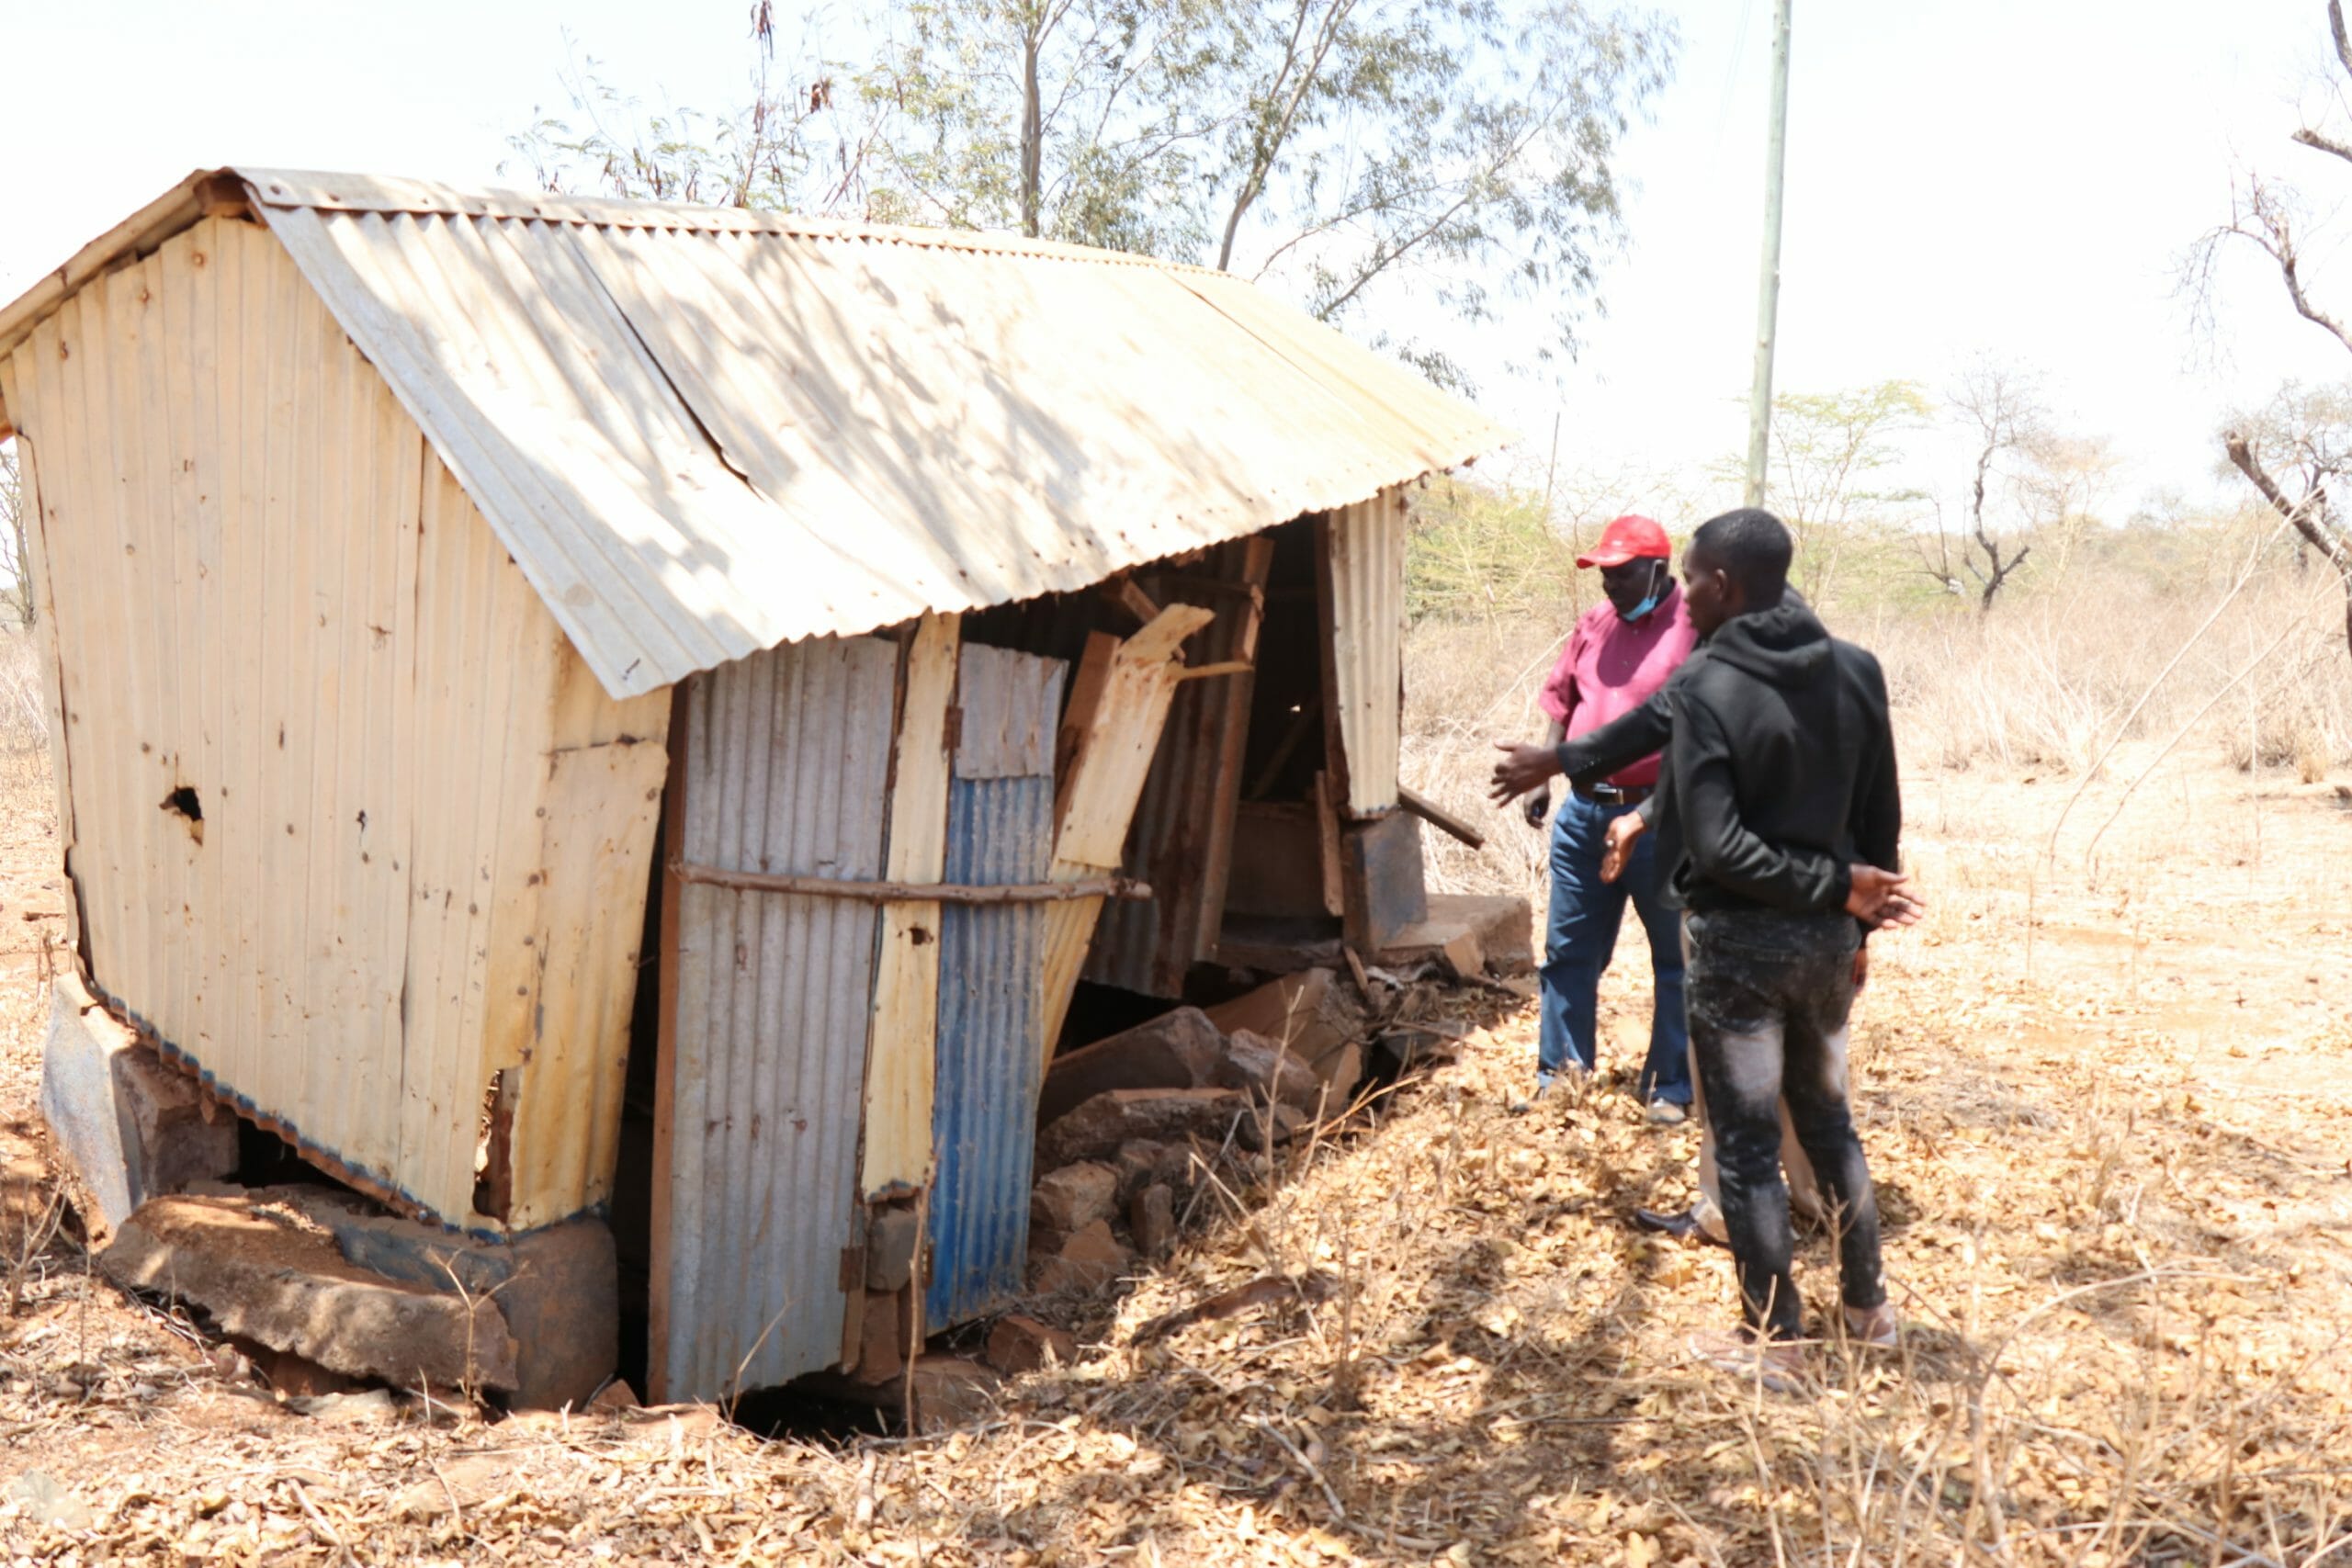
[1536,583,1699,789]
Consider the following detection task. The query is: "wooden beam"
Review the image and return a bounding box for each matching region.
[1105,575,1162,626]
[1176,660,1255,682]
[671,863,1150,904]
[1398,784,1487,851]
[1038,602,1216,1061]
[860,612,958,1198]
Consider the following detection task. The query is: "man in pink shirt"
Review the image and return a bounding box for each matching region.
[1511,515,1699,1117]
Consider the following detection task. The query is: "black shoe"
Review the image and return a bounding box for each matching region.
[1634,1205,1729,1248]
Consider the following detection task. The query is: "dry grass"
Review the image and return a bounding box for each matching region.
[1,564,2350,1562]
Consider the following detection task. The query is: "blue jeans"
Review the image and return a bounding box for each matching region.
[1540,791,1691,1103]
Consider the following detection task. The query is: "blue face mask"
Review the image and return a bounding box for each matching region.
[1616,562,1667,623]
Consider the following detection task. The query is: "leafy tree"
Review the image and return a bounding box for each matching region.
[1731,380,1928,603]
[511,0,1677,388]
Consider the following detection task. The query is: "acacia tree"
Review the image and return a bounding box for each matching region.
[512,0,1676,387]
[1934,364,2038,613]
[1748,380,1928,603]
[2191,0,2352,651]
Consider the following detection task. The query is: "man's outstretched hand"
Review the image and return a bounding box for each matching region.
[1600,810,1647,884]
[1490,740,1562,807]
[1845,864,1925,929]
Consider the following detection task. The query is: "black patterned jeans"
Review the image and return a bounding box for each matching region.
[1684,908,1885,1341]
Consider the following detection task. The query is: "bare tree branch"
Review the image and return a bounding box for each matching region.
[2225,426,2352,651]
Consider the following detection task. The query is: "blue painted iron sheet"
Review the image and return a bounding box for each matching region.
[925,644,1063,1327]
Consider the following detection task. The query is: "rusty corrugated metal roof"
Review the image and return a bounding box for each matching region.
[0,169,1511,699]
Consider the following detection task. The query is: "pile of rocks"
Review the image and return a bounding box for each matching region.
[1022,970,1370,1295]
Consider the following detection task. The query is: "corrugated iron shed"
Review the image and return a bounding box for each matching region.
[0,168,1510,701]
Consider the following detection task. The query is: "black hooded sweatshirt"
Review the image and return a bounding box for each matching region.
[1650,598,1900,917]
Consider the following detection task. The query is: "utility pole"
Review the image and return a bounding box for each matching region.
[1743,0,1793,509]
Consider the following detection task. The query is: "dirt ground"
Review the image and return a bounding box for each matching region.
[1,740,2349,1565]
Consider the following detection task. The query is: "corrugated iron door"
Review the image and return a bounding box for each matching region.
[651,634,899,1404]
[924,644,1066,1326]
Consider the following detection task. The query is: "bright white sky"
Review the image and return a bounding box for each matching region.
[2,0,2346,524]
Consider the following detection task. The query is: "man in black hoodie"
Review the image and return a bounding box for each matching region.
[1657,509,1914,1378]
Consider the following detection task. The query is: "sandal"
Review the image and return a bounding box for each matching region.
[1689,1330,1807,1393]
[1841,1303,1898,1349]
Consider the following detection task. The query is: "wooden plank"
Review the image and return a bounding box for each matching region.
[648,685,691,1402]
[1106,576,1161,626]
[1398,784,1487,851]
[1037,603,1213,1061]
[1314,771,1344,919]
[1340,809,1428,953]
[861,612,959,1197]
[1186,534,1274,960]
[1176,660,1255,682]
[1053,631,1117,814]
[673,864,1143,902]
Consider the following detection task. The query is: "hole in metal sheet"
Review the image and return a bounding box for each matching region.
[161,785,204,844]
[473,1069,516,1223]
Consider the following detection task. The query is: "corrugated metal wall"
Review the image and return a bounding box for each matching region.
[0,215,666,1231]
[924,645,1062,1326]
[1326,490,1408,816]
[653,634,898,1404]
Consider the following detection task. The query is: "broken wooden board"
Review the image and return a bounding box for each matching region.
[1038,604,1214,1060]
[861,612,960,1197]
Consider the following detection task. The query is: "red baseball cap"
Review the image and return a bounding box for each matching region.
[1577,514,1672,570]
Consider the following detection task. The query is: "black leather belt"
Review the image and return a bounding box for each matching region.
[1575,782,1653,806]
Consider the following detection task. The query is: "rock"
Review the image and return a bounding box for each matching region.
[1030,1161,1118,1234]
[1204,969,1366,1087]
[1378,894,1535,976]
[232,1337,356,1397]
[267,1187,614,1411]
[290,1388,402,1426]
[865,1204,921,1292]
[1440,928,1486,980]
[1214,1030,1323,1110]
[1035,1008,1226,1126]
[1129,1184,1175,1258]
[1029,1219,1132,1293]
[7,1471,94,1531]
[589,1379,639,1413]
[1369,1025,1453,1080]
[99,1194,519,1393]
[909,1356,1001,1433]
[984,1314,1076,1375]
[856,1290,907,1386]
[392,1452,514,1519]
[1315,1042,1365,1111]
[39,971,237,1246]
[1035,1088,1249,1172]
[1112,1140,1170,1200]
[1237,1103,1307,1151]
